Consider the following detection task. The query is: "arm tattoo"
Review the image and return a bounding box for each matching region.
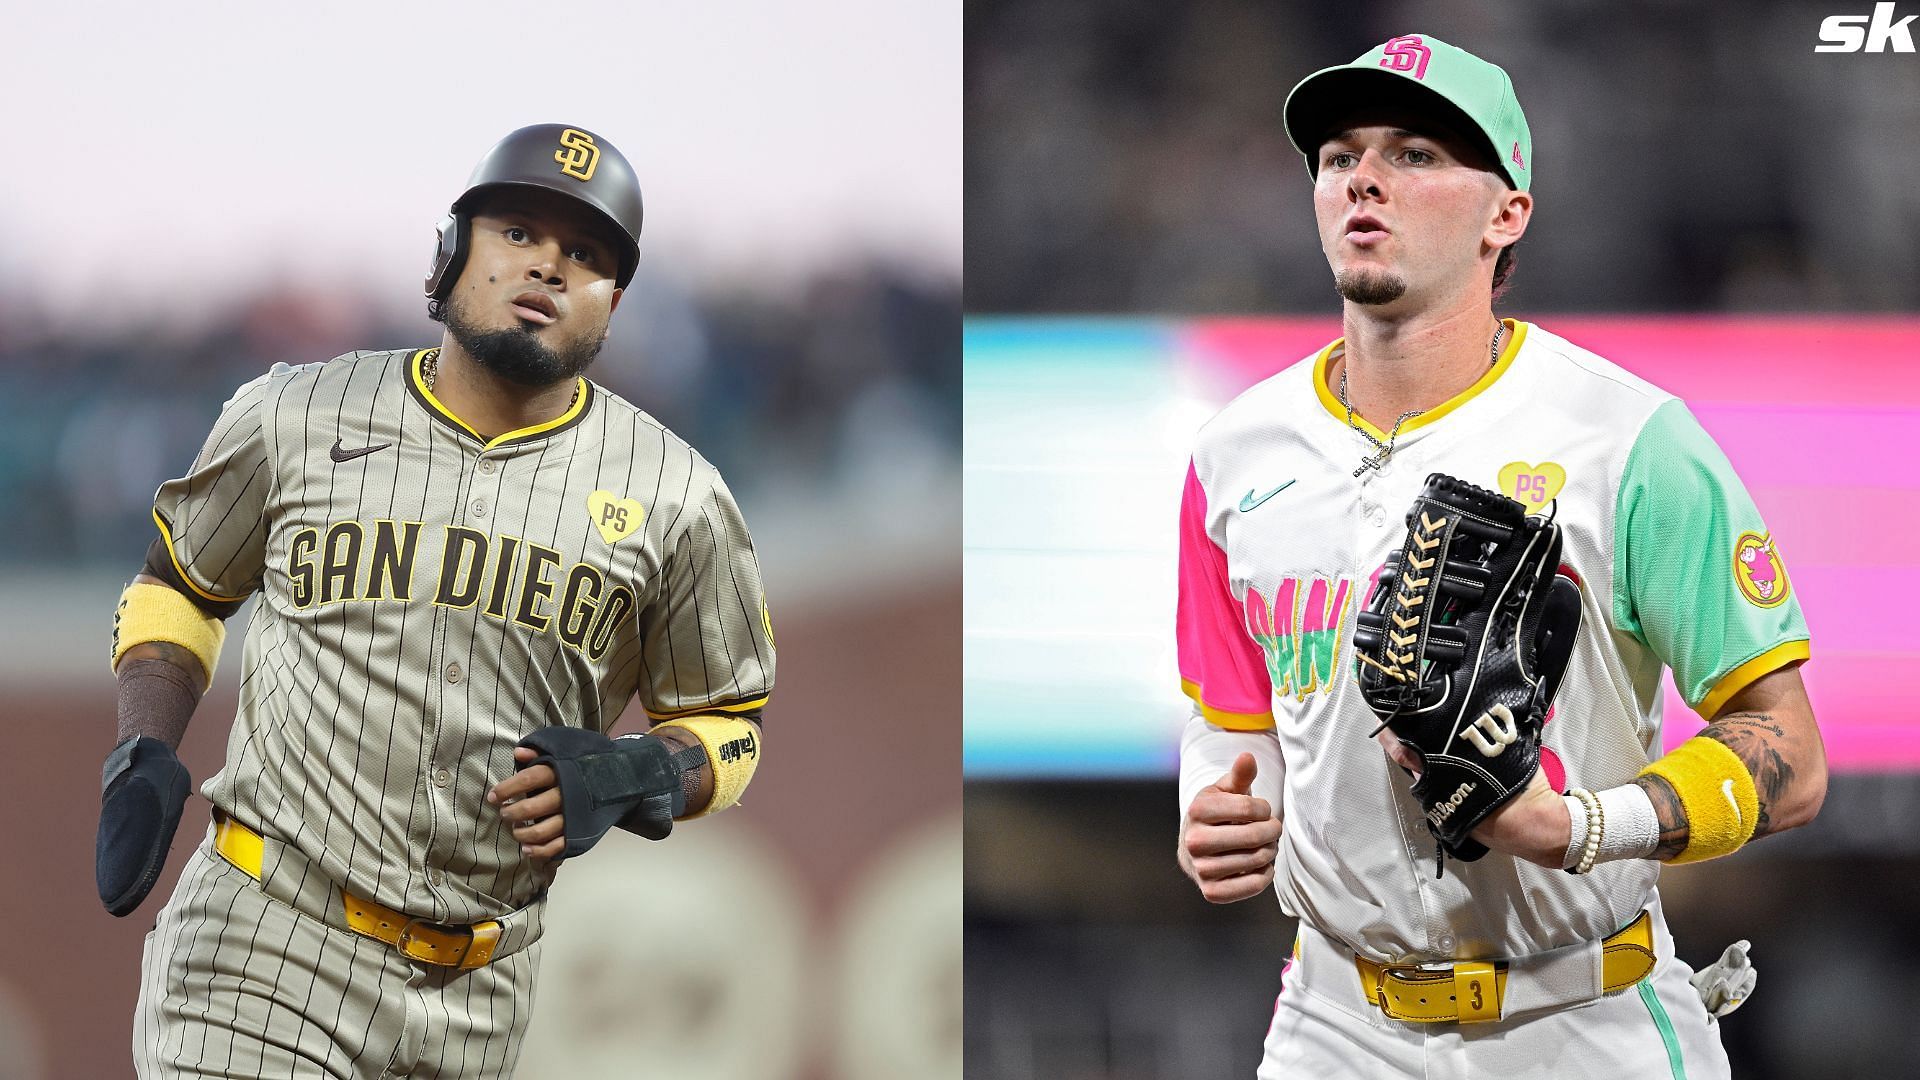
[1699,712,1794,838]
[1633,773,1690,861]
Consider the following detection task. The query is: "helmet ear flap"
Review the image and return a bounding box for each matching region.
[424,211,468,304]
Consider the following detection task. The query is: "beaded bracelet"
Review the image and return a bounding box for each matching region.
[1568,787,1605,875]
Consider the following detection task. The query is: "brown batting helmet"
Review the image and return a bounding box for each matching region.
[425,123,644,303]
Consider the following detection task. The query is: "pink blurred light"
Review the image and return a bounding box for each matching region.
[1179,316,1920,773]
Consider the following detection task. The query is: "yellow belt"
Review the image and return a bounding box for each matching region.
[1355,910,1656,1024]
[213,813,503,971]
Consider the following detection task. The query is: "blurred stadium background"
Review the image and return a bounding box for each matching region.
[0,4,958,1079]
[964,2,1920,1079]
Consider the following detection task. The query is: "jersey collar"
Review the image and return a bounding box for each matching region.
[1313,319,1528,441]
[405,347,594,451]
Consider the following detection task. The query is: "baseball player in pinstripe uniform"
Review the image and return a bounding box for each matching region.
[1173,37,1826,1078]
[98,124,775,1077]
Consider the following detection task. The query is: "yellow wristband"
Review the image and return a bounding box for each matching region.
[650,714,761,818]
[1637,736,1759,864]
[112,582,226,691]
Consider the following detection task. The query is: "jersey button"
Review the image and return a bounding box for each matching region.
[470,498,489,518]
[445,662,463,684]
[1437,934,1456,952]
[478,459,497,475]
[427,869,443,886]
[432,767,452,788]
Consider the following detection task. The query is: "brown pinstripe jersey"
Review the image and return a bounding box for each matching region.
[148,347,775,922]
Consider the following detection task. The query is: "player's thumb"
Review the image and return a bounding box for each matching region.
[1215,752,1258,795]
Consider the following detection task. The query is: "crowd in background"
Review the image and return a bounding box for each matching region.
[966,0,1920,314]
[0,259,958,568]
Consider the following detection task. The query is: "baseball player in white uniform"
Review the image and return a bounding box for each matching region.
[1174,35,1827,1079]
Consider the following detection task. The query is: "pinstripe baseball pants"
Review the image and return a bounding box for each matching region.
[134,840,541,1078]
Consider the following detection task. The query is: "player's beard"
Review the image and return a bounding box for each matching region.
[1335,268,1409,306]
[442,295,606,388]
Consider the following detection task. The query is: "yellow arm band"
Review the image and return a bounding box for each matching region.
[650,714,761,818]
[111,582,227,691]
[1637,736,1760,864]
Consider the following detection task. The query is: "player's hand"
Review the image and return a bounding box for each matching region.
[1179,753,1284,904]
[487,747,567,864]
[1467,765,1570,868]
[1375,728,1423,779]
[1376,731,1568,868]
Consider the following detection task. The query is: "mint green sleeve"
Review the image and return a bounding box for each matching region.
[1612,399,1810,715]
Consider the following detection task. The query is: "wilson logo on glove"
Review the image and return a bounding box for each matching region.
[1427,781,1478,827]
[1464,705,1520,757]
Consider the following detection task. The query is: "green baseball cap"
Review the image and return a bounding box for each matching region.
[1283,33,1532,191]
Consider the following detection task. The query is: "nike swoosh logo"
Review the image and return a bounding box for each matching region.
[1721,779,1742,826]
[1238,480,1296,512]
[329,438,392,464]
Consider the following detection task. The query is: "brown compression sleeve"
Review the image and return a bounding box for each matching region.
[116,657,203,750]
[648,725,714,814]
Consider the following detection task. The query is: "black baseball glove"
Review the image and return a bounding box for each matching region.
[96,736,192,916]
[1352,473,1582,872]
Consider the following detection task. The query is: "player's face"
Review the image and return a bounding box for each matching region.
[1311,114,1525,311]
[443,189,626,386]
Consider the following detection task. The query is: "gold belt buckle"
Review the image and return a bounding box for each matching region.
[346,889,505,970]
[1365,958,1505,1023]
[394,916,472,967]
[1368,961,1421,1020]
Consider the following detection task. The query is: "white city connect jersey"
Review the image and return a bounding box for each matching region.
[1176,320,1809,962]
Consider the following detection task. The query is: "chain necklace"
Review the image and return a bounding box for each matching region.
[423,349,581,409]
[1339,321,1504,478]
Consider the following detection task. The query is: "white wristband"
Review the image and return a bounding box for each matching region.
[1594,783,1660,862]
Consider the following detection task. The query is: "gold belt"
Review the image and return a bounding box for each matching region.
[213,813,503,970]
[1355,910,1656,1024]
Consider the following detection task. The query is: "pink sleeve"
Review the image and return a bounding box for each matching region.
[1176,461,1275,730]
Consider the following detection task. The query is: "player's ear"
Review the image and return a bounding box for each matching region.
[608,286,624,317]
[1486,187,1532,255]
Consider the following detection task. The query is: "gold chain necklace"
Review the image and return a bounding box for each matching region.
[1339,322,1504,478]
[423,349,580,409]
